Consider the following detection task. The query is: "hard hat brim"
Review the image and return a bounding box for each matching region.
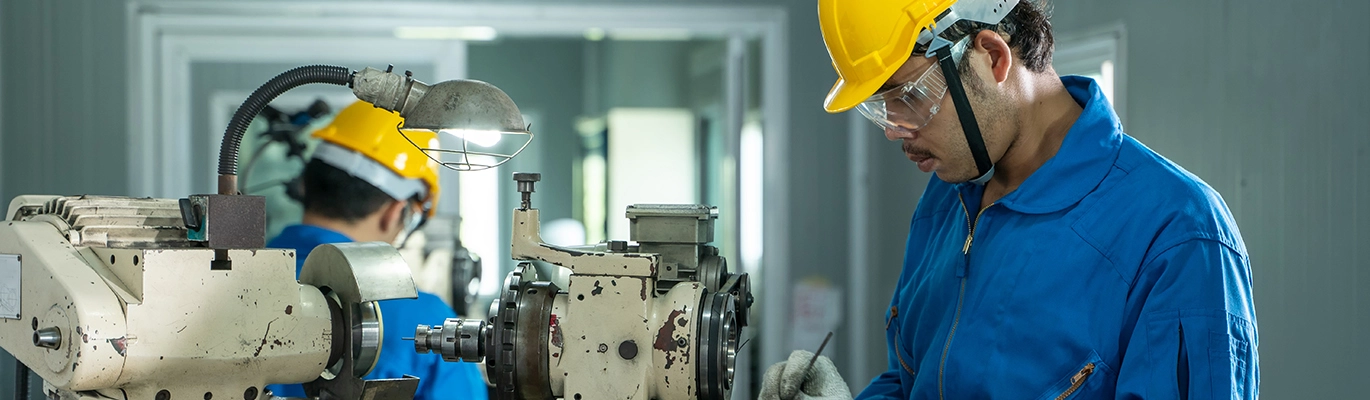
[823,56,907,114]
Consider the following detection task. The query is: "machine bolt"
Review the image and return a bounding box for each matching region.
[513,173,541,209]
[243,387,257,400]
[607,241,628,252]
[618,340,638,360]
[33,327,61,349]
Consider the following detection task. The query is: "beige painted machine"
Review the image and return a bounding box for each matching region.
[0,195,421,400]
[413,173,752,400]
[1,62,539,400]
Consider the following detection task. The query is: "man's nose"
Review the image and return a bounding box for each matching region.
[884,126,914,142]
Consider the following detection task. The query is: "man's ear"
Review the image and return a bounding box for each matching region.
[973,29,1014,84]
[377,199,407,233]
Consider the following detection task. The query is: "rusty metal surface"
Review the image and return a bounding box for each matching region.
[458,181,750,400]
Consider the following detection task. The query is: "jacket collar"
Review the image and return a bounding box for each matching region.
[960,76,1124,214]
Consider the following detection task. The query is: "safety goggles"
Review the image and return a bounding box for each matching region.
[395,200,429,247]
[854,36,970,134]
[854,59,949,134]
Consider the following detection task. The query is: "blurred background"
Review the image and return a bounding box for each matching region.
[0,0,1366,398]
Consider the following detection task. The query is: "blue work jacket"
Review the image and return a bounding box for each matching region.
[856,77,1258,400]
[264,225,489,400]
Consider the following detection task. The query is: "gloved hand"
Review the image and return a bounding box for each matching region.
[759,350,853,400]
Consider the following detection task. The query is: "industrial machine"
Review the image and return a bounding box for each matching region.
[413,173,753,400]
[1,63,532,400]
[0,61,746,400]
[1,196,419,400]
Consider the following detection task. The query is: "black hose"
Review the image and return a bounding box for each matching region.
[15,358,29,400]
[218,65,352,177]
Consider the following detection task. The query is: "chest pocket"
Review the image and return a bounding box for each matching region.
[1031,350,1114,400]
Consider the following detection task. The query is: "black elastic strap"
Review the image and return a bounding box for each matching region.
[935,46,994,180]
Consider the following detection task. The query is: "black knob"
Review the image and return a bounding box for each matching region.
[514,173,542,209]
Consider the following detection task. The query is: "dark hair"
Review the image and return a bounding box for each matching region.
[942,0,1055,73]
[300,158,395,223]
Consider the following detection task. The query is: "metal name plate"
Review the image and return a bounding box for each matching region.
[0,254,18,319]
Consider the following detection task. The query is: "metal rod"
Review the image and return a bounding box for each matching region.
[803,331,834,378]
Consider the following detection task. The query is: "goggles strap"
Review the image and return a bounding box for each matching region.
[935,45,995,185]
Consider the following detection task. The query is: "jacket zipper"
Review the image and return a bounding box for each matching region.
[887,306,916,376]
[1054,363,1096,400]
[895,338,917,376]
[939,194,992,400]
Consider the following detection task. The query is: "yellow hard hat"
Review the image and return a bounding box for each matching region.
[819,0,1015,113]
[312,101,441,216]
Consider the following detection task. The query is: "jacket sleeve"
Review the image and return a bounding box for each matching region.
[413,298,490,400]
[1115,239,1258,400]
[855,369,904,400]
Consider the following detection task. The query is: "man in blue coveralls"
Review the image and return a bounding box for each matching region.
[761,0,1258,399]
[265,101,488,400]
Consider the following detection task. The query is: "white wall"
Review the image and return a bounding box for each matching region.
[1049,1,1370,397]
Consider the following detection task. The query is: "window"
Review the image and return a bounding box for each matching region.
[1053,24,1126,123]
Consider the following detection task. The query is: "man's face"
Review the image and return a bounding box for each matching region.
[881,49,1012,183]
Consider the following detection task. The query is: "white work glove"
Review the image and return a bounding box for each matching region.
[759,350,853,400]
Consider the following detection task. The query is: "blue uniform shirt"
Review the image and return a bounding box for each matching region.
[265,225,489,400]
[856,77,1258,399]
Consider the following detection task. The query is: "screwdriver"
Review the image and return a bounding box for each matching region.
[803,331,835,379]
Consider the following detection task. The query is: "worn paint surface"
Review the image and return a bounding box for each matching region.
[0,220,127,389]
[112,248,331,392]
[511,209,659,277]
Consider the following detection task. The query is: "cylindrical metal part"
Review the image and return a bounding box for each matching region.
[352,302,382,378]
[697,292,739,400]
[415,319,486,363]
[218,175,238,195]
[33,327,61,349]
